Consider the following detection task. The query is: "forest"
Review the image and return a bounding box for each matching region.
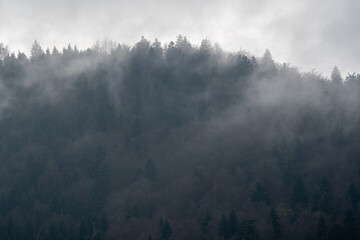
[0,36,360,239]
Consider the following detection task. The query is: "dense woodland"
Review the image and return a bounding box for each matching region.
[0,36,360,239]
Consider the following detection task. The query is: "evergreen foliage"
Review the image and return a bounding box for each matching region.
[0,37,358,239]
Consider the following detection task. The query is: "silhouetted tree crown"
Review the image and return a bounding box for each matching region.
[331,66,343,84]
[30,40,43,60]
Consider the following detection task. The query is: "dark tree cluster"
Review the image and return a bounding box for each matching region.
[0,36,360,239]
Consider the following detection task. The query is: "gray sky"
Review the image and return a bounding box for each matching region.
[0,0,359,76]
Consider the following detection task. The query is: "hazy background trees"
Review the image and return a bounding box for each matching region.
[0,37,359,239]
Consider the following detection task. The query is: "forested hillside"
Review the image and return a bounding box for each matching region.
[0,36,360,240]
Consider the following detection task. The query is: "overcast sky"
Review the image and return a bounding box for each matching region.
[0,0,359,76]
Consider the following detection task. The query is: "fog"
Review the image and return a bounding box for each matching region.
[0,37,359,239]
[1,0,360,75]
